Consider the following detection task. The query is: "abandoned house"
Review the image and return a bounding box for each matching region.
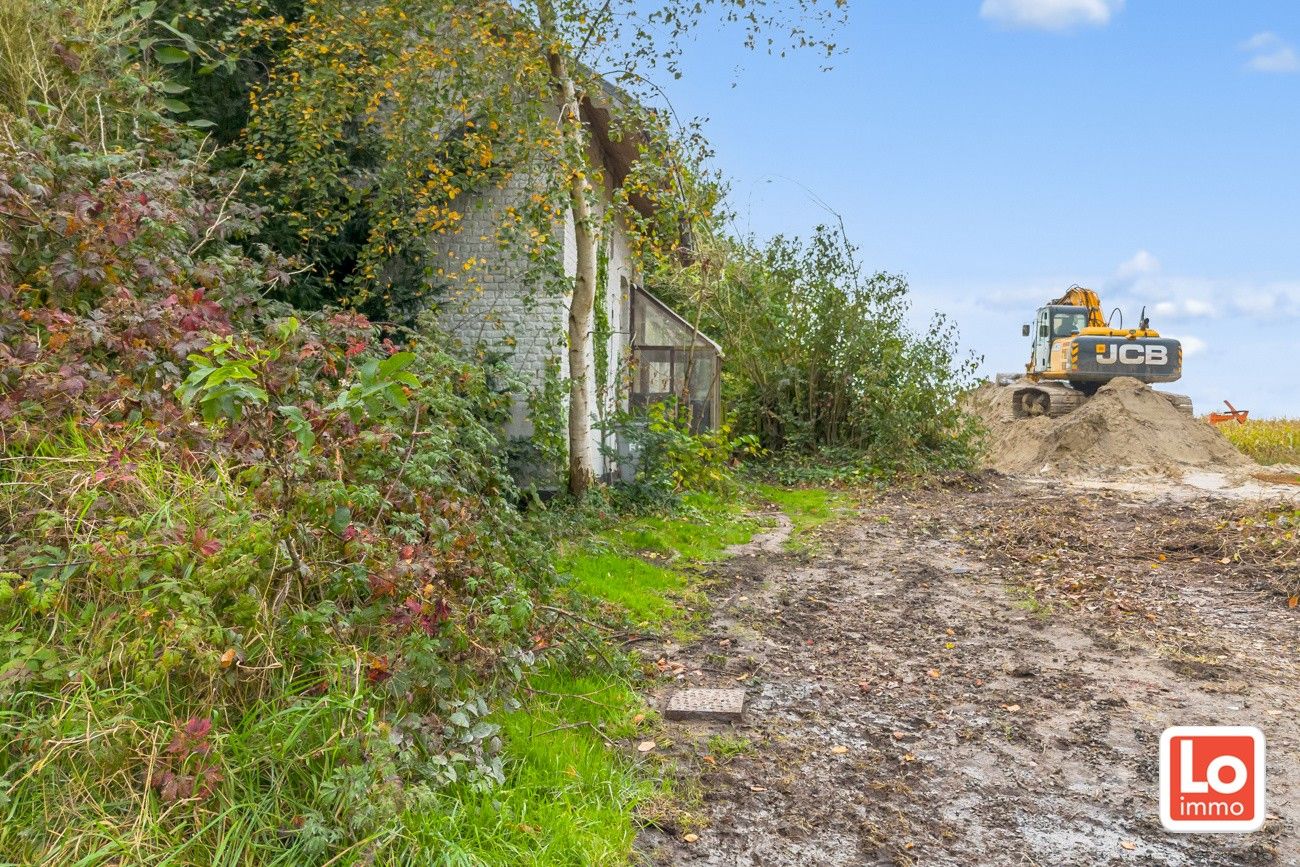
[432,86,722,483]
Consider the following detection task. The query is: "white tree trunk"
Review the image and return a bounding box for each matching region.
[537,0,598,496]
[565,165,599,496]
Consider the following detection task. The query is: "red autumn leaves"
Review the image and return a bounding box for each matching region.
[153,716,222,804]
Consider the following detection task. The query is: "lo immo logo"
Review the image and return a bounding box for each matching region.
[1160,726,1265,833]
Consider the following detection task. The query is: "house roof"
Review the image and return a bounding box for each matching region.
[634,284,724,358]
[581,79,656,220]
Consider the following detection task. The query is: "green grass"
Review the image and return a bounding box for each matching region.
[705,734,752,762]
[752,484,854,549]
[460,490,771,864]
[561,551,686,624]
[608,492,760,563]
[0,444,775,866]
[362,488,754,865]
[557,492,760,627]
[408,666,654,866]
[0,656,655,867]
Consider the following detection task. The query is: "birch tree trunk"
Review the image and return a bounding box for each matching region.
[537,0,598,496]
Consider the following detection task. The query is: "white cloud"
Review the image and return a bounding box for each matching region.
[1240,32,1300,73]
[1233,290,1277,315]
[1115,249,1160,280]
[980,0,1123,31]
[1129,279,1300,322]
[1168,335,1207,357]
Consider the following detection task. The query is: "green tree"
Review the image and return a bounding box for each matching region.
[519,0,846,495]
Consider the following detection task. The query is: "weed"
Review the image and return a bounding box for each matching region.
[706,734,752,762]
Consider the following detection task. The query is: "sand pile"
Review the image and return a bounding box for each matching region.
[966,377,1253,476]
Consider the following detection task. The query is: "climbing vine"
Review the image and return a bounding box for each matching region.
[229,0,566,315]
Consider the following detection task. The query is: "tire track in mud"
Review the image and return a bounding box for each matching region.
[639,478,1297,867]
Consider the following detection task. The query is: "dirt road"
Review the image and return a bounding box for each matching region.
[639,474,1298,866]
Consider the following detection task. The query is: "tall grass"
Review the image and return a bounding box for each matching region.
[0,0,148,137]
[0,427,358,864]
[4,424,768,864]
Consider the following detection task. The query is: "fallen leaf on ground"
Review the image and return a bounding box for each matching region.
[1003,704,1021,712]
[830,745,849,754]
[637,740,656,753]
[1120,840,1136,851]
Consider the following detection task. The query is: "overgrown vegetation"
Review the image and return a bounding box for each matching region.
[0,0,981,861]
[606,401,761,508]
[0,3,550,861]
[557,492,759,628]
[649,228,982,476]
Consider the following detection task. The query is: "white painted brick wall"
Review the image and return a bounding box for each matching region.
[429,165,635,479]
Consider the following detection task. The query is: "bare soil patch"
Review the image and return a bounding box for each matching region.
[637,474,1298,866]
[967,377,1252,476]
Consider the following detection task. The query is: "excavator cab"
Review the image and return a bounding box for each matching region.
[1027,305,1090,373]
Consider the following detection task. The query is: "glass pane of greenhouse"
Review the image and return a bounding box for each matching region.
[629,286,721,432]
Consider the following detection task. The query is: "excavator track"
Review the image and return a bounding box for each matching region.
[1007,381,1194,419]
[1011,382,1088,418]
[1160,392,1194,415]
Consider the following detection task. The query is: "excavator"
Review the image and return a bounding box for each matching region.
[998,286,1192,418]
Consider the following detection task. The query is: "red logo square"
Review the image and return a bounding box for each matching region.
[1160,726,1266,833]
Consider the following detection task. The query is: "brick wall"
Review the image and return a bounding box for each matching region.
[429,164,636,479]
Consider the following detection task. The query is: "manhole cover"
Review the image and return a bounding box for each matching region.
[665,688,746,722]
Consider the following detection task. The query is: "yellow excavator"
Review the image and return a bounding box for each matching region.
[999,286,1191,418]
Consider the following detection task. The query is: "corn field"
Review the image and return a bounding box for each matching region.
[1216,418,1300,465]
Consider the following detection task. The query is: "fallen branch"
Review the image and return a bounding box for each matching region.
[534,720,617,748]
[539,604,614,633]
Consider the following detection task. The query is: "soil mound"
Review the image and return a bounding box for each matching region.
[965,377,1253,475]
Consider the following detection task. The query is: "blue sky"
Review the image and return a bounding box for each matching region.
[658,0,1300,417]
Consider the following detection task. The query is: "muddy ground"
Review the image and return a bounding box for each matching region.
[637,473,1299,866]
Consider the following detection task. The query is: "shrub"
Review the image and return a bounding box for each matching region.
[607,401,761,506]
[647,227,982,474]
[0,8,554,858]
